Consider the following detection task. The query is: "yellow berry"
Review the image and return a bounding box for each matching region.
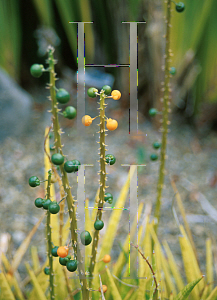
[98,285,107,293]
[82,115,92,126]
[111,90,121,100]
[57,246,69,258]
[102,254,111,263]
[106,118,118,131]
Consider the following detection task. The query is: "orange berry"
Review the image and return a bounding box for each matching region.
[102,254,111,263]
[57,246,69,258]
[106,118,118,131]
[98,285,107,293]
[111,90,121,100]
[82,115,92,126]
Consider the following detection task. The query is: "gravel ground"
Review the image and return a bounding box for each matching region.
[1,96,217,280]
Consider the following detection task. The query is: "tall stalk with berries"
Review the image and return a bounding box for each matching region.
[29,46,89,299]
[29,46,121,299]
[148,0,185,232]
[82,86,121,289]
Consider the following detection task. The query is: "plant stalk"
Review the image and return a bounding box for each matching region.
[89,91,107,287]
[47,46,89,299]
[154,0,172,232]
[46,170,54,300]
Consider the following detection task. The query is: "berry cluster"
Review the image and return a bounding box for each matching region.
[30,63,77,120]
[29,175,60,214]
[82,85,121,131]
[29,49,119,297]
[34,198,60,214]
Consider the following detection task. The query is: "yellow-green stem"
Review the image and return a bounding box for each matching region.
[89,92,106,287]
[47,46,89,299]
[154,0,171,232]
[46,170,54,300]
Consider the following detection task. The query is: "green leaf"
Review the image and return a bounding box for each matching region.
[0,272,15,300]
[174,276,204,300]
[105,267,122,300]
[25,263,47,300]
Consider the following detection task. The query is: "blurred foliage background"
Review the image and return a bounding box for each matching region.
[1,0,217,123]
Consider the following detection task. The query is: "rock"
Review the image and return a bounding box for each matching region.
[0,68,32,141]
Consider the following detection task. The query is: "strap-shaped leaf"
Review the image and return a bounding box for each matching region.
[0,272,15,300]
[25,263,47,300]
[174,276,204,300]
[105,267,122,300]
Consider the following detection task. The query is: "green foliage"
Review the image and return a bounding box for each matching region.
[0,0,21,80]
[171,0,217,111]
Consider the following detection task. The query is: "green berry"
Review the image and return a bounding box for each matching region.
[34,198,44,208]
[43,199,52,210]
[66,260,77,272]
[150,153,158,161]
[63,106,77,119]
[170,67,176,75]
[72,159,81,172]
[94,220,104,230]
[30,64,44,78]
[29,176,40,187]
[105,154,116,165]
[64,159,81,173]
[152,142,161,149]
[148,108,158,117]
[80,231,92,246]
[176,2,185,12]
[64,161,75,173]
[59,257,68,266]
[50,144,55,151]
[104,193,113,204]
[48,201,60,214]
[51,246,59,257]
[56,89,70,104]
[51,153,64,165]
[44,267,50,275]
[49,132,54,139]
[87,87,98,98]
[102,85,112,95]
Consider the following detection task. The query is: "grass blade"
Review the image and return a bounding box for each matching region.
[25,263,47,300]
[174,276,204,300]
[206,286,217,300]
[163,241,185,291]
[8,214,45,276]
[206,238,214,295]
[170,179,197,259]
[105,266,122,300]
[179,225,204,300]
[113,202,144,278]
[32,0,53,26]
[0,271,15,300]
[1,253,25,300]
[31,246,40,272]
[98,165,136,257]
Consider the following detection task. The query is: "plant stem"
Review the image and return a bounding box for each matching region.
[43,125,65,247]
[89,91,107,287]
[47,46,89,299]
[131,243,158,295]
[46,170,54,300]
[154,0,171,232]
